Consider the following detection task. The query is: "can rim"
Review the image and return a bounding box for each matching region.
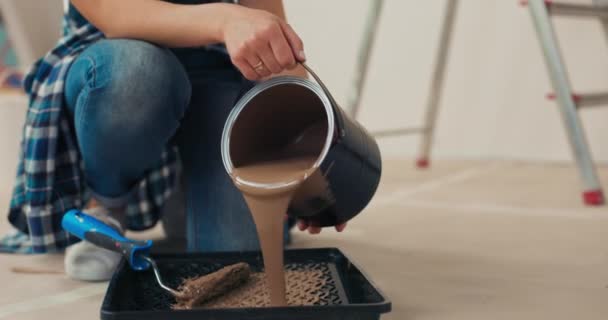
[221,76,336,190]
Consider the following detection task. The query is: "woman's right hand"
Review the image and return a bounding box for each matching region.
[221,6,306,81]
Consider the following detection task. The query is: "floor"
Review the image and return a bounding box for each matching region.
[0,159,607,320]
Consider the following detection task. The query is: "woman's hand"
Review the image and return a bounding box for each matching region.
[296,219,347,235]
[222,6,306,80]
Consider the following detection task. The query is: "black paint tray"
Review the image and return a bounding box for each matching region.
[100,248,391,320]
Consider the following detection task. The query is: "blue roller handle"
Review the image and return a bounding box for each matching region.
[62,209,153,271]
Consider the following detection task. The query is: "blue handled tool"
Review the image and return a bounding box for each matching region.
[62,209,181,296]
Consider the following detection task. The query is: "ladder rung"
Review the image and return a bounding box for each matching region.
[550,2,608,19]
[521,0,608,19]
[546,92,608,108]
[371,127,427,138]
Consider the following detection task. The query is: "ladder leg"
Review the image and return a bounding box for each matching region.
[417,0,459,168]
[528,0,604,205]
[347,0,384,119]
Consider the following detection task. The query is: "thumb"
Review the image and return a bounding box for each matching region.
[279,21,306,62]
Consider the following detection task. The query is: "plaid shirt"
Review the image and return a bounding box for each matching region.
[2,8,179,253]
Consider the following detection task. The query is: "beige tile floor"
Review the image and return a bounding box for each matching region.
[0,159,607,319]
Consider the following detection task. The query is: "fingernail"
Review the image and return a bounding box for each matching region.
[297,221,306,231]
[299,50,306,61]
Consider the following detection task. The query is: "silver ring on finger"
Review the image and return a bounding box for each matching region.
[252,61,264,69]
[254,64,267,74]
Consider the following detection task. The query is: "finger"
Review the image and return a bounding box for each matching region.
[335,223,347,232]
[297,219,308,231]
[308,226,322,235]
[244,51,271,78]
[232,56,260,81]
[252,61,271,78]
[279,21,306,62]
[251,37,282,74]
[268,26,296,69]
[308,221,321,235]
[231,46,262,80]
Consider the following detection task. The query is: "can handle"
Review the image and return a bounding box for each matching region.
[300,63,346,135]
[300,63,339,108]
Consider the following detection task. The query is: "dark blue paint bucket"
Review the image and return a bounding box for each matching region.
[221,64,381,227]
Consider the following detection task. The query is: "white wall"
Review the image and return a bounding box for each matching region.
[0,0,63,67]
[285,0,608,163]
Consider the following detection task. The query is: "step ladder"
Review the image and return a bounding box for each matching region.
[346,0,460,169]
[522,0,606,205]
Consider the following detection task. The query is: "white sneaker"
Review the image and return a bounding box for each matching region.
[64,207,124,282]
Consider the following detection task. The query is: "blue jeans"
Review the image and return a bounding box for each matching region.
[64,39,262,251]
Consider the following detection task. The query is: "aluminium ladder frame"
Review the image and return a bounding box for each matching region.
[349,0,605,205]
[347,0,459,169]
[525,0,606,205]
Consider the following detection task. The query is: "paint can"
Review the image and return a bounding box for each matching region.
[221,64,381,227]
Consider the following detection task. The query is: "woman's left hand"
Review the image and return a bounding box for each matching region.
[296,219,347,235]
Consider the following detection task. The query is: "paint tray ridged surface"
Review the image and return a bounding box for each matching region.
[101,248,391,320]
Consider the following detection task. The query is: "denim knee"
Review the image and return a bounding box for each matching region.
[64,39,191,201]
[67,39,191,135]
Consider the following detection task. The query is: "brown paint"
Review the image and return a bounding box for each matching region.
[234,157,316,306]
[230,115,327,306]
